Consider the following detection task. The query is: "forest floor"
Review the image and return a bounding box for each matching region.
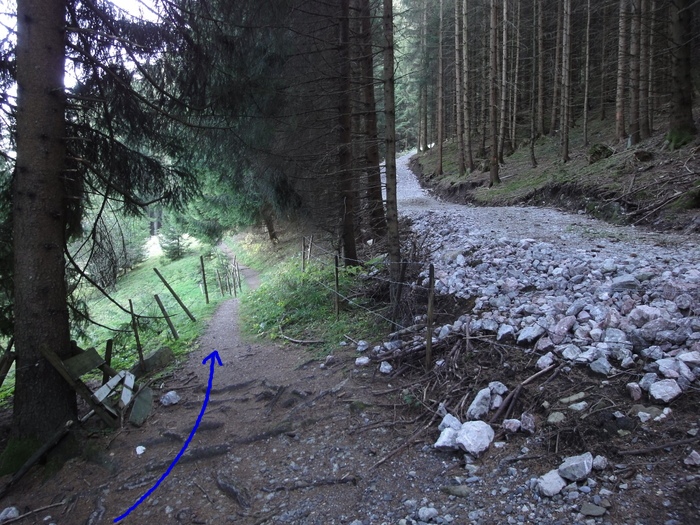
[0,146,698,524]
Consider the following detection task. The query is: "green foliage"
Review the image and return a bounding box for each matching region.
[0,436,41,476]
[159,223,189,261]
[666,129,695,151]
[77,249,228,372]
[233,236,386,352]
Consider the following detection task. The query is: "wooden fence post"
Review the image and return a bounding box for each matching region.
[153,268,197,321]
[425,264,435,369]
[302,237,306,272]
[334,255,340,321]
[102,339,113,384]
[154,294,179,340]
[129,299,145,368]
[200,255,209,304]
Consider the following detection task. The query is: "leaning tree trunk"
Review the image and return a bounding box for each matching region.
[13,0,77,441]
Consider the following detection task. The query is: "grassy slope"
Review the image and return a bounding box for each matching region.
[414,116,700,230]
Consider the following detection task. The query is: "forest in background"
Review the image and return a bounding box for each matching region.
[0,0,697,443]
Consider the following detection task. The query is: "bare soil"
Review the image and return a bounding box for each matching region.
[1,260,699,525]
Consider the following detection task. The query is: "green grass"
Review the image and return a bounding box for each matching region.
[229,231,390,354]
[77,248,231,371]
[0,246,233,408]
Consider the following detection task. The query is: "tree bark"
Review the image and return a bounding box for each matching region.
[489,0,501,185]
[419,0,429,152]
[599,4,608,121]
[616,0,629,141]
[549,0,563,135]
[560,0,571,162]
[529,0,538,167]
[536,0,545,135]
[359,0,387,238]
[498,0,509,162]
[629,0,641,145]
[13,0,77,440]
[454,0,465,177]
[583,0,592,146]
[462,0,475,172]
[668,0,697,142]
[338,0,358,266]
[383,0,401,287]
[639,0,651,139]
[435,0,444,175]
[509,0,521,150]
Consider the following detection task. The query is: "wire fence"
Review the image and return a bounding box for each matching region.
[298,234,437,337]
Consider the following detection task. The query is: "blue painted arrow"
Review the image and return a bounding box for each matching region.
[114,350,223,523]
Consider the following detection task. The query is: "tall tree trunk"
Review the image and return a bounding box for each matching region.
[536,0,545,135]
[629,0,641,145]
[668,0,697,142]
[498,0,509,162]
[529,0,538,167]
[479,26,489,158]
[462,0,475,172]
[648,0,657,132]
[436,0,444,175]
[419,0,429,151]
[549,0,563,135]
[454,0,465,176]
[359,0,387,238]
[489,0,501,185]
[13,0,77,440]
[509,0,521,150]
[383,0,401,287]
[338,0,357,266]
[616,0,629,142]
[583,0,592,146]
[599,4,608,121]
[560,0,571,161]
[639,0,651,138]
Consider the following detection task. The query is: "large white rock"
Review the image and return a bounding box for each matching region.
[438,413,462,431]
[434,427,459,450]
[455,421,494,456]
[538,469,566,497]
[649,379,683,403]
[558,452,593,481]
[466,387,492,420]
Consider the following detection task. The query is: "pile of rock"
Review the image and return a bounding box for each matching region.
[365,207,700,406]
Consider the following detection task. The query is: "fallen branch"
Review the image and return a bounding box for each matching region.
[279,326,324,345]
[371,412,438,470]
[264,474,358,492]
[2,502,66,525]
[489,364,557,425]
[0,420,74,499]
[616,436,700,456]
